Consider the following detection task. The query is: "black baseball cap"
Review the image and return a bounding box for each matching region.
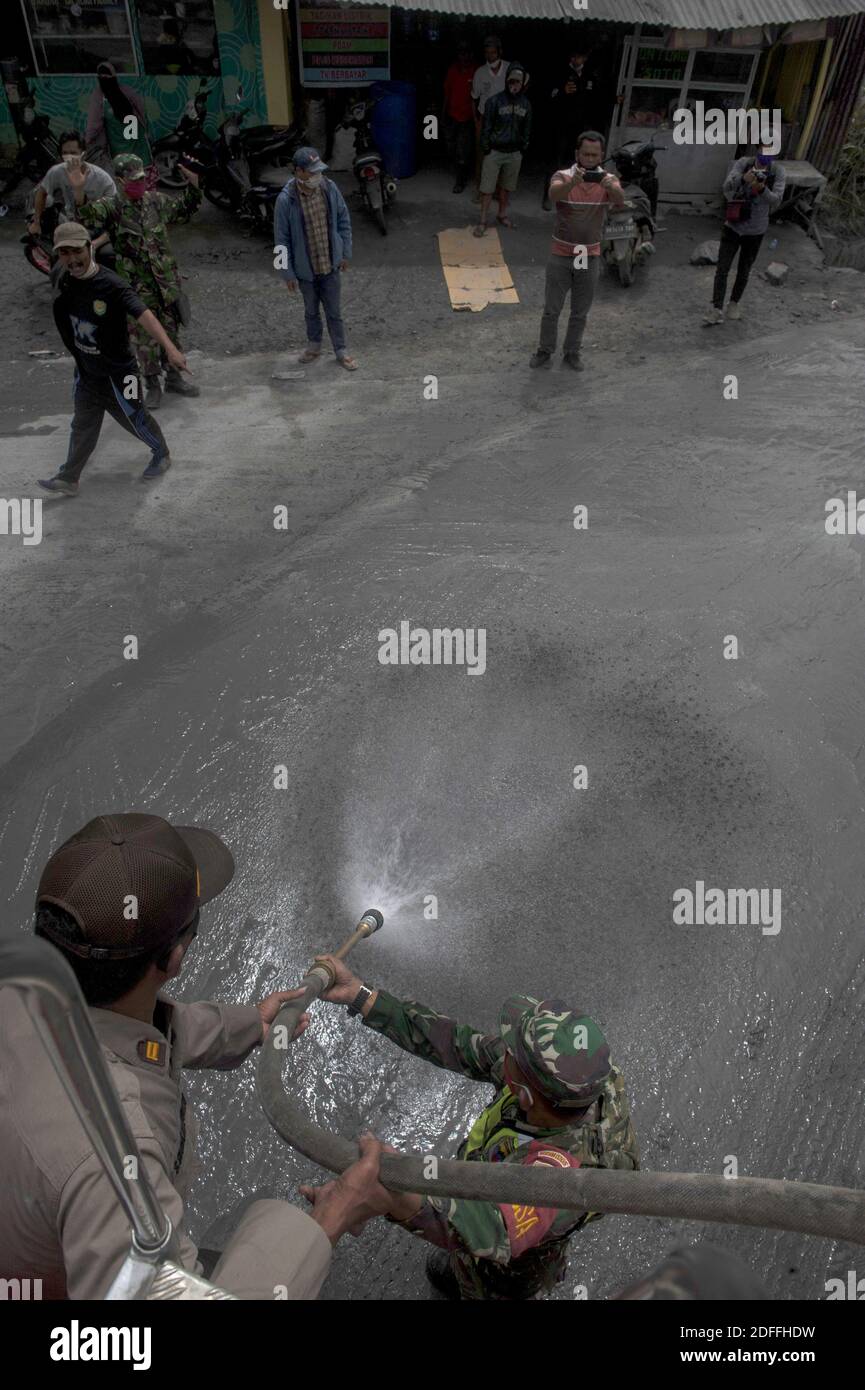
[35,813,235,959]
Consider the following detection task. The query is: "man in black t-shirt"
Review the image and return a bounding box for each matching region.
[37,222,192,497]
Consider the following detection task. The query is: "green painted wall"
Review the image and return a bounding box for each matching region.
[1,0,268,164]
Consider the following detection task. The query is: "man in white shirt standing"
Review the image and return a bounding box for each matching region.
[470,36,507,201]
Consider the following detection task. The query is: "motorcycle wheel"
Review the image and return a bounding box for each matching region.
[203,177,240,213]
[617,252,634,288]
[366,183,387,236]
[155,148,187,189]
[25,240,53,276]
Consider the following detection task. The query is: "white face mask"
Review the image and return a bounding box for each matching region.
[302,172,323,190]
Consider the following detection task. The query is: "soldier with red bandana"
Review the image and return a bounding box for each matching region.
[311,960,639,1300]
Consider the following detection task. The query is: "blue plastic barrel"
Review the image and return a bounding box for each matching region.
[370,80,417,179]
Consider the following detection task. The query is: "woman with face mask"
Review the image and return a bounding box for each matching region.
[85,62,154,178]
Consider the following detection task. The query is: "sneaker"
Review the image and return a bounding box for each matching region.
[563,353,584,371]
[529,350,552,369]
[141,453,171,480]
[144,377,162,410]
[703,306,724,325]
[37,475,78,496]
[164,371,200,397]
[727,301,742,321]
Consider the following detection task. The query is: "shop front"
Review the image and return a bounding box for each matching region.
[0,0,270,162]
[296,1,865,204]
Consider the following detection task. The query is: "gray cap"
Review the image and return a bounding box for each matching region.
[53,221,91,249]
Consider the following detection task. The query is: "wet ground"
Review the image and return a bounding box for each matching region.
[1,169,864,1300]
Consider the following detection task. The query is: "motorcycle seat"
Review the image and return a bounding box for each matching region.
[257,167,292,188]
[244,126,299,148]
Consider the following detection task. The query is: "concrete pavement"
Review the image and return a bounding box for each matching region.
[1,181,864,1299]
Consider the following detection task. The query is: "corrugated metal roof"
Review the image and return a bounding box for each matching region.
[349,0,865,28]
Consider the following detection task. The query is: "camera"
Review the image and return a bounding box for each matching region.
[581,169,605,183]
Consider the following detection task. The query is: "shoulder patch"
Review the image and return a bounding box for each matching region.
[137,1038,166,1067]
[499,1144,582,1255]
[524,1139,582,1170]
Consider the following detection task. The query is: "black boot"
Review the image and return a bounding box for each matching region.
[425,1251,461,1301]
[164,367,200,397]
[144,376,162,411]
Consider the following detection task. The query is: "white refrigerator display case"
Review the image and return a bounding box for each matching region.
[608,37,761,202]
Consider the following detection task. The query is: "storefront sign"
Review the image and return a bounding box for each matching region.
[296,4,390,86]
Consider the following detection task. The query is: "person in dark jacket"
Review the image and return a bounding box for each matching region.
[474,62,532,237]
[704,148,786,324]
[273,147,357,370]
[542,46,600,209]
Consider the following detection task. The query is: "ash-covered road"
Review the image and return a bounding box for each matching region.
[1,196,864,1298]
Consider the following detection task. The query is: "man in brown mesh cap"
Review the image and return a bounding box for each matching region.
[0,813,394,1299]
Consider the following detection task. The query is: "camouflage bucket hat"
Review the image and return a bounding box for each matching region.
[114,153,145,180]
[500,996,612,1108]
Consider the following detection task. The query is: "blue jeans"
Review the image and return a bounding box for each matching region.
[299,271,347,358]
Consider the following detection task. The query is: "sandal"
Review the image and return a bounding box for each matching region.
[298,348,321,364]
[496,216,514,229]
[338,355,358,371]
[472,223,487,237]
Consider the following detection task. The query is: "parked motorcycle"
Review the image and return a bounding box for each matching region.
[611,135,665,218]
[200,86,305,230]
[0,91,59,198]
[153,78,219,189]
[601,184,655,287]
[21,199,116,278]
[599,137,663,287]
[338,97,397,236]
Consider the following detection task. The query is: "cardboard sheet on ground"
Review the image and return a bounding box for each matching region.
[437,226,519,312]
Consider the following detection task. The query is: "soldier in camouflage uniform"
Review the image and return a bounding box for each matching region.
[69,153,202,411]
[313,955,639,1300]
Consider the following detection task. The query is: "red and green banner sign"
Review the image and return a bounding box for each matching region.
[297,4,390,86]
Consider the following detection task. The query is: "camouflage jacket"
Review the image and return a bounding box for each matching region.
[364,990,639,1276]
[77,185,201,308]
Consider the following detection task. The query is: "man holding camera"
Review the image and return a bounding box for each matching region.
[531,131,624,372]
[705,148,786,324]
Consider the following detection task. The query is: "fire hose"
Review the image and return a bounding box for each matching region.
[257,910,865,1246]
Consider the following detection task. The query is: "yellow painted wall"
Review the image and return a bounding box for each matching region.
[775,41,820,123]
[257,0,293,125]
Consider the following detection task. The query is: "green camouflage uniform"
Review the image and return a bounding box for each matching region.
[363,990,639,1300]
[77,171,201,380]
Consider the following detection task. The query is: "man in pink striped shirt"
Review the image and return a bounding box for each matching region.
[530,132,625,372]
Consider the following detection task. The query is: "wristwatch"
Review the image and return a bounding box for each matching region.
[347,983,374,1018]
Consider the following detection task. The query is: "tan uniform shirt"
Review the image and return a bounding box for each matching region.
[0,990,331,1300]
